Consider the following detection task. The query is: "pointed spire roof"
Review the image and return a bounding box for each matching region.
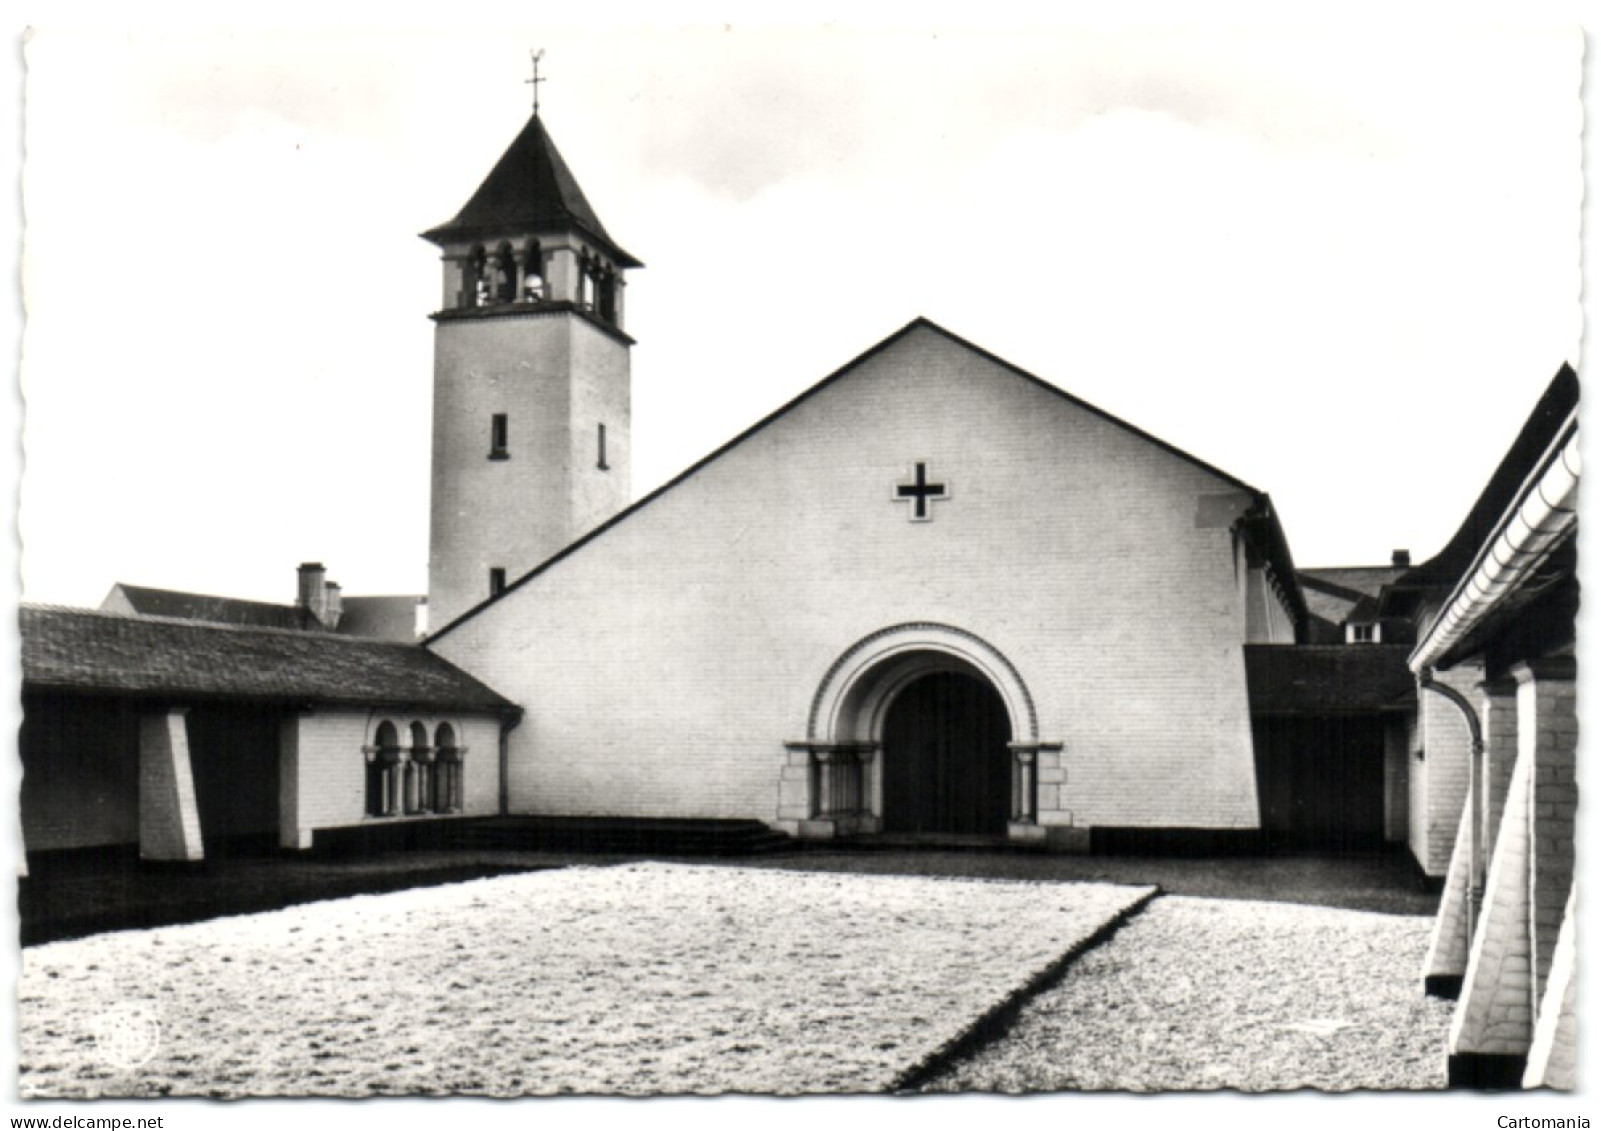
[422,114,641,267]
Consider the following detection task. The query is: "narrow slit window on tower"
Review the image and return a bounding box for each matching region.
[597,423,609,470]
[489,567,507,598]
[489,413,509,460]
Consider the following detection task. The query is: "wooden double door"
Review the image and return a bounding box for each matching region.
[881,671,1012,835]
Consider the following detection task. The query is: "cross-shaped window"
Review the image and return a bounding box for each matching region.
[894,462,950,521]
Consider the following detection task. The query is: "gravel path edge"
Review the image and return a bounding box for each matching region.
[891,885,1163,1093]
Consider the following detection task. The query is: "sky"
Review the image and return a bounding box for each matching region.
[12,18,1585,610]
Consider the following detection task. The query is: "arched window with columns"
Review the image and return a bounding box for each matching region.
[435,722,463,813]
[598,267,617,323]
[464,245,487,308]
[409,721,433,815]
[493,242,517,304]
[367,720,403,818]
[522,239,544,302]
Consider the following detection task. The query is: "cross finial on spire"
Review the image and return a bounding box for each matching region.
[526,49,546,116]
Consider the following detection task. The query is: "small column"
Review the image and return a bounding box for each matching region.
[401,754,418,815]
[813,750,838,817]
[412,745,434,813]
[853,749,874,816]
[1006,742,1049,844]
[386,753,403,816]
[1011,749,1037,823]
[139,707,205,863]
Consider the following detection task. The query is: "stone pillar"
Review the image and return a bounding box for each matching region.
[278,714,313,851]
[1514,658,1576,1009]
[443,252,468,310]
[1446,724,1535,1086]
[783,742,877,839]
[546,242,579,304]
[1522,885,1577,1090]
[138,708,204,863]
[1479,678,1519,865]
[1007,743,1049,844]
[1422,796,1473,997]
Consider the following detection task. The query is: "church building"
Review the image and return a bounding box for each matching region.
[25,105,1518,870]
[419,109,1339,851]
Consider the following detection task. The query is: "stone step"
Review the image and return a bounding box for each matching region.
[438,816,796,857]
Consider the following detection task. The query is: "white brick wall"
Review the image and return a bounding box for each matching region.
[429,313,630,629]
[279,708,504,847]
[1410,661,1482,876]
[434,325,1266,831]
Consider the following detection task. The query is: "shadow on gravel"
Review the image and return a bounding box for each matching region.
[20,852,556,946]
[723,847,1439,916]
[20,842,1436,947]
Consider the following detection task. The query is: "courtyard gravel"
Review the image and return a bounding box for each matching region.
[20,861,1151,1098]
[923,895,1453,1092]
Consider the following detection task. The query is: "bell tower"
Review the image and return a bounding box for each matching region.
[422,110,641,630]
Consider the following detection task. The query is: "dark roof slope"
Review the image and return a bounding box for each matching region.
[108,584,308,631]
[1299,567,1408,604]
[22,605,515,713]
[422,114,641,267]
[1245,644,1416,715]
[428,316,1306,642]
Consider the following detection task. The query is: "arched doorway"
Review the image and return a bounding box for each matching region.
[881,670,1012,834]
[787,622,1058,843]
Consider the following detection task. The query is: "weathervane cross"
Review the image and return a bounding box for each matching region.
[526,49,546,115]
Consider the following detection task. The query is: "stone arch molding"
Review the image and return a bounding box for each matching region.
[808,622,1039,745]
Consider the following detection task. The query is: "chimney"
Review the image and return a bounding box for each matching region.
[323,582,343,631]
[1392,549,1411,568]
[297,562,328,626]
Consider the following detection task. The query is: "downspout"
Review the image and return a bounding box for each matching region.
[498,709,523,817]
[1418,668,1484,947]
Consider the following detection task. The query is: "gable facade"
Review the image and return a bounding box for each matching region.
[430,322,1297,844]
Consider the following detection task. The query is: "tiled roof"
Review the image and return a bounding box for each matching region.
[22,605,516,713]
[422,114,641,267]
[107,584,308,631]
[1297,567,1408,628]
[1244,644,1416,715]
